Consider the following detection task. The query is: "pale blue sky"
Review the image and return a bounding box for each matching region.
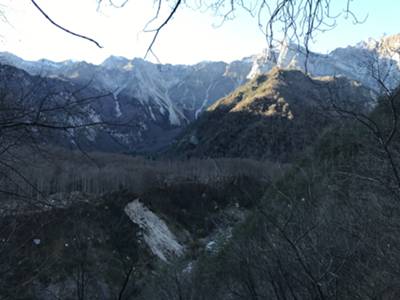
[311,0,400,54]
[0,0,398,64]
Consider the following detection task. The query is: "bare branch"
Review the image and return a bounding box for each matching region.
[30,0,103,48]
[144,0,182,59]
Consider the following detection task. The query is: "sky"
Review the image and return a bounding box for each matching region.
[0,0,399,65]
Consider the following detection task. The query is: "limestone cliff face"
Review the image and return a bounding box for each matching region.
[248,34,400,92]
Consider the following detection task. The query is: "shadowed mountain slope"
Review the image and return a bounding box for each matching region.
[171,68,374,161]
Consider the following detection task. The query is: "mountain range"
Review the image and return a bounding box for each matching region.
[0,34,399,152]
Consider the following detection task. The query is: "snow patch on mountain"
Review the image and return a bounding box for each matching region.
[195,82,216,119]
[114,100,122,118]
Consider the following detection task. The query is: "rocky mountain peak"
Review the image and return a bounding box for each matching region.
[101,55,130,69]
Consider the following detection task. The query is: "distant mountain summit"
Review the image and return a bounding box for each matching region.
[248,34,400,92]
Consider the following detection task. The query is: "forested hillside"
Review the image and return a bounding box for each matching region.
[142,86,400,300]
